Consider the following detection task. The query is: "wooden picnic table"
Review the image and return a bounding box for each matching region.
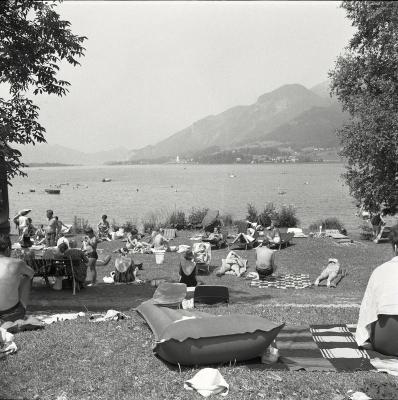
[12,247,87,294]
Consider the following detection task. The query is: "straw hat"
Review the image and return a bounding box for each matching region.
[328,258,339,264]
[18,209,31,216]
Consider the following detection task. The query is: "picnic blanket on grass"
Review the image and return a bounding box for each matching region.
[248,324,372,372]
[250,274,312,289]
[250,324,398,374]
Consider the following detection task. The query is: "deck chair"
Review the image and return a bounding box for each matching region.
[192,242,212,274]
[231,231,258,250]
[267,231,294,250]
[194,285,229,307]
[162,228,177,240]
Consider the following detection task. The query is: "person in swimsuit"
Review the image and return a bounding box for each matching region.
[83,227,99,286]
[179,249,197,287]
[0,234,34,322]
[45,210,57,247]
[97,215,111,241]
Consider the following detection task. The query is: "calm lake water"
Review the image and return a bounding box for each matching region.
[8,163,361,232]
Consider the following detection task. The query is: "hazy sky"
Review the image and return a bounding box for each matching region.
[30,1,354,153]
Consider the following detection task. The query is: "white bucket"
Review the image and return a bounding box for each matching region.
[154,250,166,265]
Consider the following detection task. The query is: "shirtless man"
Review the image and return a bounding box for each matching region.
[151,229,169,250]
[45,209,57,247]
[0,234,34,322]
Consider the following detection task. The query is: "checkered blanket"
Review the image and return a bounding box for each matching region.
[250,274,312,289]
[272,324,375,371]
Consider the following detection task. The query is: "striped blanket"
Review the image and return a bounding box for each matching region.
[245,324,398,375]
[276,324,374,371]
[163,229,177,240]
[249,324,374,372]
[250,274,312,289]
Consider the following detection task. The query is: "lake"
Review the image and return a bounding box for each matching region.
[8,163,361,232]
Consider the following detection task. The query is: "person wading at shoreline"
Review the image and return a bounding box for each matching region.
[83,227,99,286]
[0,234,34,322]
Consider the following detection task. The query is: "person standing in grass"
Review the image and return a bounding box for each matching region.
[83,227,99,286]
[45,210,57,247]
[13,209,31,237]
[0,234,34,322]
[370,211,385,243]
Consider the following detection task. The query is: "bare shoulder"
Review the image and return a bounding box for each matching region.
[0,256,25,271]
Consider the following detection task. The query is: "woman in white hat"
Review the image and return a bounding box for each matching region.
[13,209,31,237]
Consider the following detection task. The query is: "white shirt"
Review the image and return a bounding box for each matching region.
[57,236,70,248]
[356,256,398,346]
[17,216,28,229]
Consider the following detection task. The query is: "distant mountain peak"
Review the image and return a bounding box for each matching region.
[129,82,346,161]
[257,83,317,103]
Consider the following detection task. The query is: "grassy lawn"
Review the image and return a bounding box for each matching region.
[2,231,397,399]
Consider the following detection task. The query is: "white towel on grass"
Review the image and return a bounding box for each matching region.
[184,368,229,398]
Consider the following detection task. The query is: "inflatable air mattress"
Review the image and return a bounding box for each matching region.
[136,300,284,365]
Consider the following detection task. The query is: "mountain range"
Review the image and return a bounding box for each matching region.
[16,81,347,165]
[129,82,347,161]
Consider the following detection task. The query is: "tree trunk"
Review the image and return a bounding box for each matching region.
[0,158,10,237]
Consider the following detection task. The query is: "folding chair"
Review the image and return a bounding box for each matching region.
[192,242,212,274]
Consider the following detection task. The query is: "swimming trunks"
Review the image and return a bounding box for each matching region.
[0,302,26,322]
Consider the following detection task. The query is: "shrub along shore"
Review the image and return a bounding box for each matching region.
[72,203,350,235]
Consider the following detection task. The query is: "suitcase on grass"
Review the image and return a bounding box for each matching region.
[194,285,229,306]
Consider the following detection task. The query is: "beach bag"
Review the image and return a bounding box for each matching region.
[113,256,136,283]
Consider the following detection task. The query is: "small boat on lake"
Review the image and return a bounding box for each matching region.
[277,187,287,195]
[45,189,61,194]
[29,189,35,193]
[102,178,112,182]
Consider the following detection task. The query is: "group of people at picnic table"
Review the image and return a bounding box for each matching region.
[1,210,398,358]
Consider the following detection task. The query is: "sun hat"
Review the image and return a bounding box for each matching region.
[19,209,32,216]
[328,258,339,264]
